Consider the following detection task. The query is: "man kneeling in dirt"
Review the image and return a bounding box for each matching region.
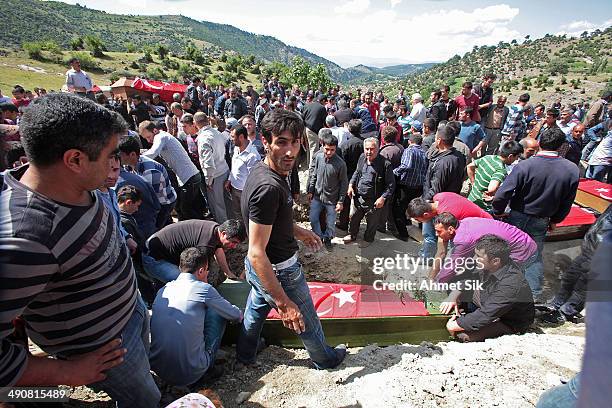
[444,235,535,342]
[236,108,346,369]
[143,219,246,285]
[150,247,242,386]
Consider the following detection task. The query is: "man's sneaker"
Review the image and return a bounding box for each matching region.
[324,238,333,251]
[333,344,347,367]
[342,235,356,243]
[539,309,566,324]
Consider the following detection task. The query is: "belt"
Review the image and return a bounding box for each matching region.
[271,252,298,271]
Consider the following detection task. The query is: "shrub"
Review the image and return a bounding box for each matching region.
[22,41,43,60]
[65,52,99,70]
[146,66,167,81]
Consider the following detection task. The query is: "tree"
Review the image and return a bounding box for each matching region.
[580,31,589,39]
[84,35,105,58]
[125,42,136,53]
[547,58,568,76]
[155,44,169,60]
[184,43,204,65]
[22,42,43,60]
[70,36,84,51]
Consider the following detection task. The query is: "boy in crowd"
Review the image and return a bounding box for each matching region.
[467,140,523,211]
[150,247,242,387]
[307,132,348,250]
[444,235,534,342]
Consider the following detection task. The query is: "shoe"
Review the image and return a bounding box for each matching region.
[334,344,347,366]
[324,238,333,251]
[561,311,584,324]
[190,365,224,389]
[342,235,356,243]
[358,240,372,248]
[539,309,566,324]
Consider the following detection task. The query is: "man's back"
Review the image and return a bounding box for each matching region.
[302,102,327,133]
[340,135,364,178]
[492,154,579,223]
[0,167,137,386]
[423,148,466,200]
[143,131,198,186]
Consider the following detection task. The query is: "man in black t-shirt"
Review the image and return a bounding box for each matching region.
[143,219,246,286]
[236,109,346,369]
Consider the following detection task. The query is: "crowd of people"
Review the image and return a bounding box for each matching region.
[0,60,611,407]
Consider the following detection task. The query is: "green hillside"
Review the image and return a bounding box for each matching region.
[388,28,612,104]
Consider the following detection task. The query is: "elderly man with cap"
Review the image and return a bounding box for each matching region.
[410,93,427,123]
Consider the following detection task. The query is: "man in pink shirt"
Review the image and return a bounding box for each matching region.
[362,92,380,123]
[455,82,481,123]
[407,192,492,278]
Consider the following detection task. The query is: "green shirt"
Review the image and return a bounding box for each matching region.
[468,155,507,210]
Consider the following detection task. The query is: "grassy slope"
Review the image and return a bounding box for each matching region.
[0,50,260,91]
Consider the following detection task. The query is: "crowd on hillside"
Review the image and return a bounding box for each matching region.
[1,57,611,407]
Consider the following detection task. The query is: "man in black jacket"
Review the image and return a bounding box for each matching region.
[420,122,466,258]
[427,90,447,127]
[336,119,364,230]
[422,122,466,201]
[343,137,395,247]
[445,235,534,342]
[186,77,202,112]
[302,94,328,168]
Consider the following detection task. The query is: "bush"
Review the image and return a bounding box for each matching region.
[110,70,137,83]
[146,66,167,81]
[65,52,99,70]
[22,41,43,60]
[70,37,84,51]
[125,42,136,53]
[84,35,105,58]
[130,61,140,69]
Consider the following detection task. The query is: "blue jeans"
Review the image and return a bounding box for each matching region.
[586,164,611,182]
[420,220,437,259]
[236,258,344,369]
[309,198,337,240]
[203,309,226,370]
[90,297,161,407]
[536,374,580,408]
[142,254,180,283]
[507,210,549,298]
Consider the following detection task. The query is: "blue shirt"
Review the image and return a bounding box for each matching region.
[458,121,486,150]
[149,273,242,386]
[394,144,427,187]
[96,188,128,241]
[117,169,161,239]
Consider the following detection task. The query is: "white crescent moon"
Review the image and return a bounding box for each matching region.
[317,307,333,317]
[600,193,612,201]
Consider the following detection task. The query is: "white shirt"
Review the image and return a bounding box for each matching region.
[142,131,199,186]
[330,126,351,148]
[556,120,577,137]
[229,142,261,191]
[65,68,93,92]
[197,126,230,183]
[410,102,427,123]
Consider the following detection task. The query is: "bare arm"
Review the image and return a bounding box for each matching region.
[466,162,477,184]
[214,247,237,279]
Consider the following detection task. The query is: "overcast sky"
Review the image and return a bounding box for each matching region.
[59,0,611,68]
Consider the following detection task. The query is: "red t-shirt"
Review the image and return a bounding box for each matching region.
[434,192,492,220]
[379,122,402,145]
[11,98,30,109]
[362,102,380,122]
[454,94,481,122]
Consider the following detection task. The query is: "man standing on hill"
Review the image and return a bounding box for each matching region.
[186,77,202,112]
[362,92,380,123]
[472,74,496,123]
[500,93,529,141]
[457,107,487,157]
[427,91,447,127]
[455,82,481,123]
[483,96,509,155]
[237,109,346,369]
[440,85,457,120]
[585,90,611,128]
[302,94,328,168]
[65,58,94,100]
[224,87,249,120]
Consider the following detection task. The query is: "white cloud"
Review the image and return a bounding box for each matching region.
[556,19,612,37]
[333,0,370,15]
[56,0,523,67]
[390,0,402,8]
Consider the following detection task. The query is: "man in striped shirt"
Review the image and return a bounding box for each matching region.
[467,141,523,211]
[392,134,428,240]
[118,135,177,228]
[0,94,160,406]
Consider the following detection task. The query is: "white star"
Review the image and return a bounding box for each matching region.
[595,188,610,193]
[331,288,356,308]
